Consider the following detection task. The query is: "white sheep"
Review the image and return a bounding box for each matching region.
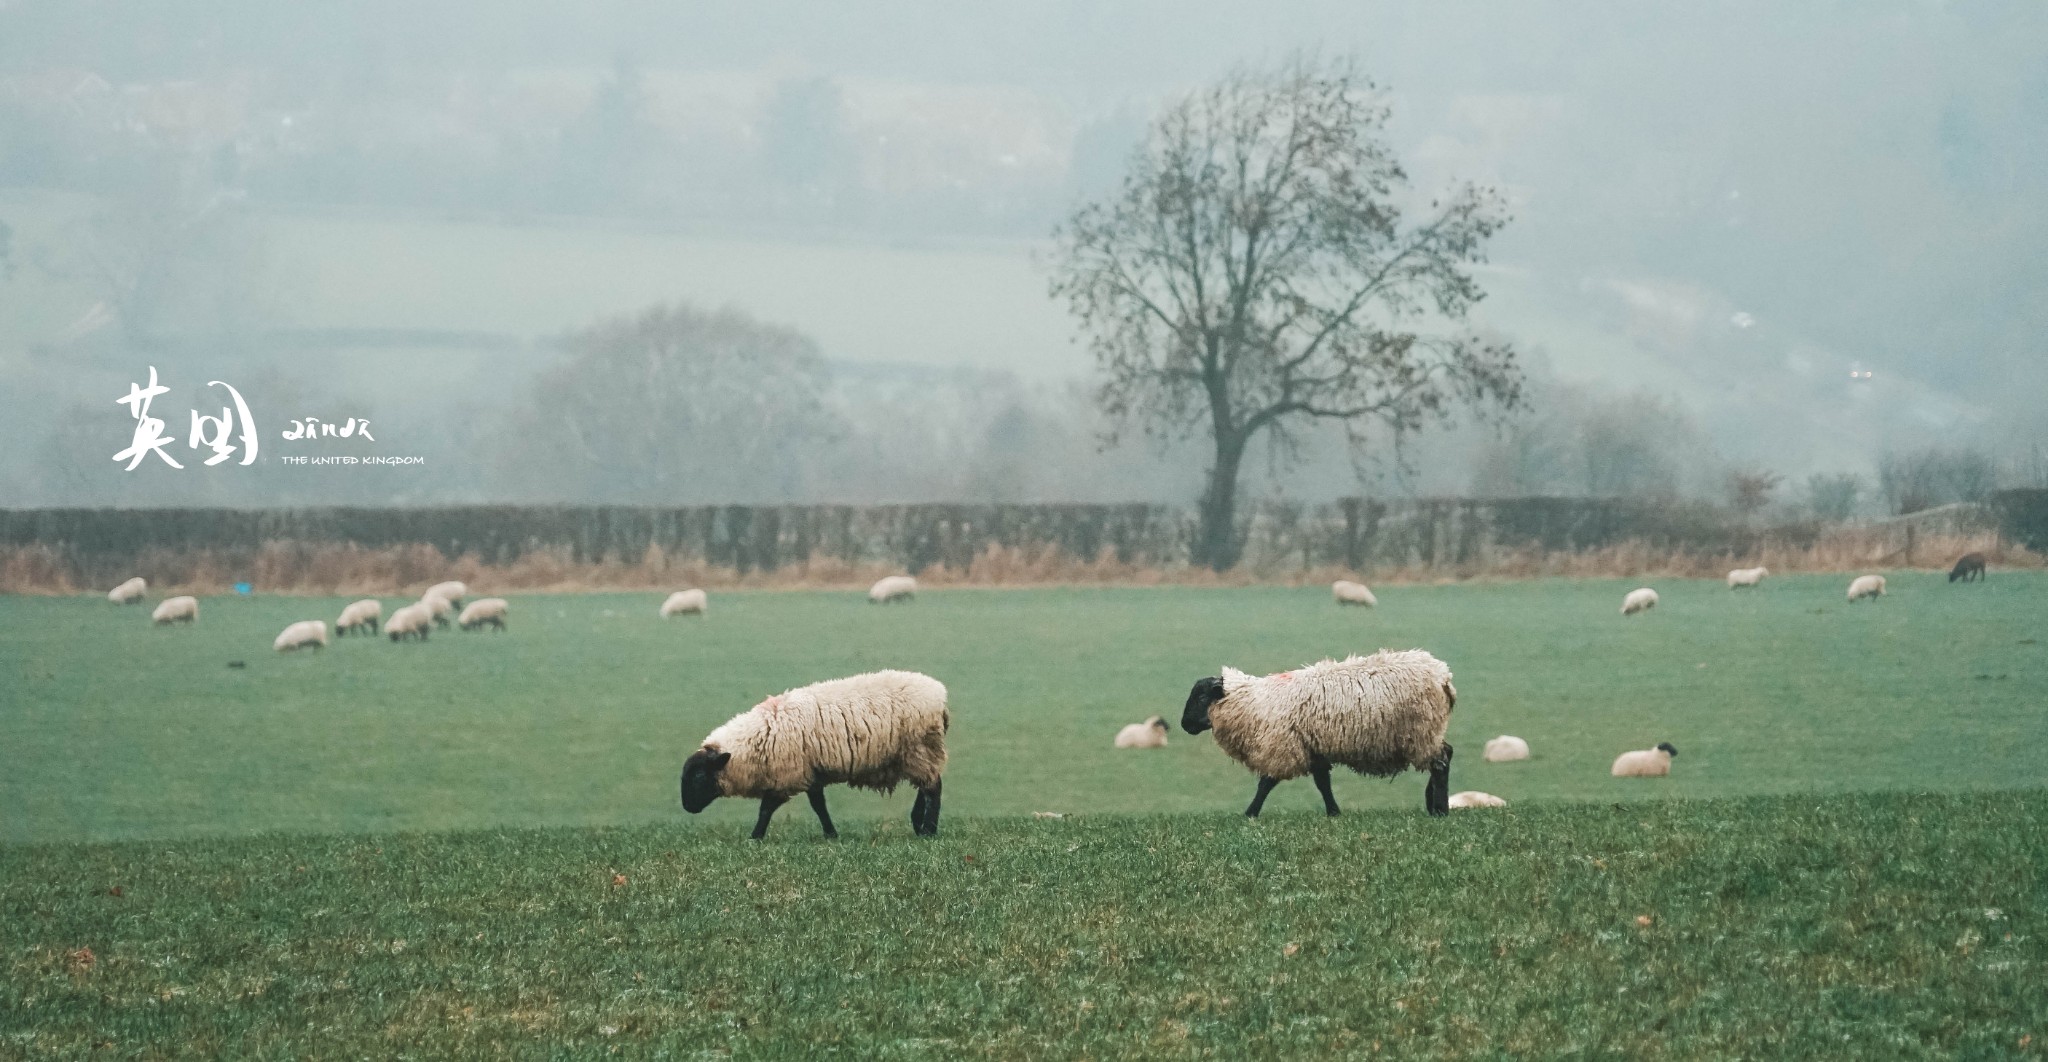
[336,599,382,637]
[425,581,467,607]
[108,577,146,605]
[1621,587,1659,616]
[386,602,432,642]
[1726,566,1769,589]
[1181,649,1458,818]
[868,575,917,604]
[1483,735,1530,762]
[1611,742,1679,777]
[150,596,198,625]
[1847,574,1886,602]
[420,593,456,630]
[1114,716,1170,749]
[273,619,328,653]
[1448,791,1506,809]
[458,598,508,631]
[679,669,950,840]
[1332,580,1377,607]
[660,589,708,617]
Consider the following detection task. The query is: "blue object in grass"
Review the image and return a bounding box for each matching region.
[234,582,252,595]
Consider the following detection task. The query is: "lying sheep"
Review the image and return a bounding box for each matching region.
[1726,566,1768,589]
[1332,580,1377,607]
[1483,735,1530,762]
[1611,742,1679,777]
[425,581,467,607]
[1448,791,1506,809]
[660,589,708,617]
[868,575,917,604]
[1621,587,1659,616]
[1847,574,1886,602]
[1114,716,1170,749]
[386,602,432,642]
[421,593,456,630]
[458,598,508,631]
[336,599,382,637]
[273,620,328,653]
[1181,649,1457,818]
[108,577,147,605]
[151,596,198,625]
[679,669,950,840]
[1949,553,1986,583]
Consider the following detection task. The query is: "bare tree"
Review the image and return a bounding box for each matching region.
[1726,468,1784,518]
[1049,56,1522,569]
[1805,472,1863,523]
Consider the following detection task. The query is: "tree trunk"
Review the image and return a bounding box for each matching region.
[1196,432,1248,571]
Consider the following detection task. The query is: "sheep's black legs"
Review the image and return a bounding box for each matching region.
[1310,759,1341,817]
[751,794,788,840]
[807,786,838,840]
[911,780,942,836]
[1244,776,1281,818]
[1425,743,1453,817]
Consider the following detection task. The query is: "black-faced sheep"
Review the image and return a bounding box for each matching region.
[151,596,198,625]
[336,599,381,637]
[458,598,508,631]
[1114,716,1170,748]
[273,620,328,652]
[1611,742,1678,777]
[108,578,146,605]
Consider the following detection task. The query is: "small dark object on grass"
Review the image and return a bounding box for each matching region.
[227,660,246,669]
[1949,552,1987,583]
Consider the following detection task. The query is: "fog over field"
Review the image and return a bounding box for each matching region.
[1,1,2043,508]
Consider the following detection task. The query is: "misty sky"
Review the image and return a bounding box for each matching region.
[1,0,2043,504]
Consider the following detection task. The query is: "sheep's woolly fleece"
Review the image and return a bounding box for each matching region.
[661,589,708,617]
[151,596,198,624]
[1332,580,1376,606]
[698,669,949,800]
[1207,650,1454,782]
[1848,575,1886,601]
[1114,717,1168,748]
[337,599,381,629]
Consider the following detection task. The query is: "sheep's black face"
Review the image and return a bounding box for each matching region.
[1656,742,1679,757]
[679,749,732,813]
[1150,718,1169,733]
[1182,676,1225,734]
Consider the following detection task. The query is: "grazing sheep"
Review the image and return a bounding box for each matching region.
[1847,574,1886,602]
[108,577,147,605]
[386,602,432,642]
[273,620,328,653]
[1332,580,1377,607]
[679,669,950,840]
[1611,742,1679,777]
[458,598,508,631]
[1114,716,1170,749]
[1949,553,1986,583]
[425,581,467,607]
[421,593,456,630]
[660,589,708,617]
[1726,566,1769,589]
[1483,735,1530,762]
[1621,588,1659,616]
[1448,791,1506,809]
[1181,649,1457,818]
[151,596,198,625]
[868,575,917,604]
[336,599,382,637]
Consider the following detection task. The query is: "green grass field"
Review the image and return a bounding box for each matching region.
[3,793,2043,1057]
[3,573,2044,843]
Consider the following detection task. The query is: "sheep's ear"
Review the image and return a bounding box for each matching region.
[705,750,732,772]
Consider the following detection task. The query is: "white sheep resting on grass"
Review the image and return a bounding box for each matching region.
[1612,742,1679,777]
[1621,588,1659,616]
[424,581,467,607]
[386,602,432,642]
[680,670,950,840]
[336,599,382,637]
[108,577,146,605]
[1847,574,1886,602]
[660,589,708,617]
[1448,791,1506,809]
[1114,716,1170,748]
[458,598,508,631]
[151,596,198,625]
[1181,649,1458,818]
[1332,580,1377,607]
[1483,735,1530,762]
[273,620,328,653]
[868,575,917,604]
[1726,566,1769,589]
